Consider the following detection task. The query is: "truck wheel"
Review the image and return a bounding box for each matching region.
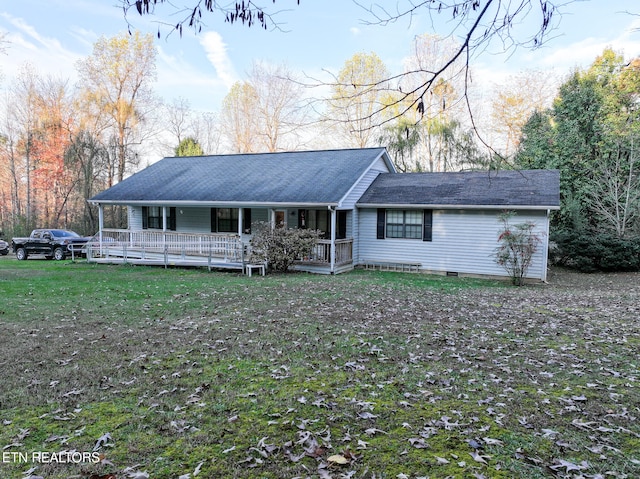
[16,247,28,260]
[53,247,65,261]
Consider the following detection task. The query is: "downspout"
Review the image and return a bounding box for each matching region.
[329,205,336,274]
[542,209,551,282]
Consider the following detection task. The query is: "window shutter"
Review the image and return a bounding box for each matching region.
[423,209,433,242]
[142,206,148,229]
[169,207,177,231]
[210,208,217,233]
[243,208,252,233]
[376,209,385,239]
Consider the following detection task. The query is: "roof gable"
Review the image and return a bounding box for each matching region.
[91,148,392,206]
[357,170,560,209]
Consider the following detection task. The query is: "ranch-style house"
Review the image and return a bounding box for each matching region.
[88,147,560,280]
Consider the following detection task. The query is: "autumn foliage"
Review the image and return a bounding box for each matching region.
[0,32,156,238]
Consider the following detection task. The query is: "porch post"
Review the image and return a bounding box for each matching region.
[98,204,104,256]
[237,208,244,265]
[329,206,336,274]
[162,207,167,251]
[269,208,275,230]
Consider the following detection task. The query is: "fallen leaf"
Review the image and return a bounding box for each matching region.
[549,458,590,473]
[357,412,377,419]
[93,432,114,451]
[328,454,349,465]
[482,437,503,445]
[408,437,428,449]
[470,450,491,464]
[126,472,150,479]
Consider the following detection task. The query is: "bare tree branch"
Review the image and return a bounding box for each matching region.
[304,0,578,169]
[119,0,300,38]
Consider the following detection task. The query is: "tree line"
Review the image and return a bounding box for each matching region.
[1,26,639,271]
[0,29,542,238]
[515,49,640,271]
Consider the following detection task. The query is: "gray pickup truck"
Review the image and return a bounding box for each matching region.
[11,229,91,260]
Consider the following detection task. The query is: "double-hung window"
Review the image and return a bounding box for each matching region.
[210,208,252,234]
[142,206,176,230]
[211,208,239,233]
[386,210,422,239]
[377,209,432,241]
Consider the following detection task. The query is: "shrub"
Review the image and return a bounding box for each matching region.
[494,211,542,286]
[550,229,640,272]
[249,222,322,273]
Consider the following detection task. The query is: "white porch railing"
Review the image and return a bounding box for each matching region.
[86,229,353,271]
[87,229,244,262]
[307,238,353,265]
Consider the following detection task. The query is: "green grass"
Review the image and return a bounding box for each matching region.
[0,259,638,478]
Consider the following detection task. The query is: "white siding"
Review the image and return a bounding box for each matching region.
[357,208,550,280]
[351,207,361,263]
[127,206,210,232]
[251,208,269,225]
[341,160,390,261]
[372,155,391,172]
[176,207,211,232]
[340,160,389,209]
[127,207,272,235]
[129,206,143,230]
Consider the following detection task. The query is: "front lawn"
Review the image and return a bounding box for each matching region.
[0,259,638,478]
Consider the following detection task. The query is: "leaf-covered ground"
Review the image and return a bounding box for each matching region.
[0,260,638,479]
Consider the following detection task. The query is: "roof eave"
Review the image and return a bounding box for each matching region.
[356,203,561,210]
[89,199,341,208]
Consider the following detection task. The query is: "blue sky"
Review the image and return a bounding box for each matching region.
[2,1,640,113]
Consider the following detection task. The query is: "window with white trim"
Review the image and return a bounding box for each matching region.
[386,210,422,239]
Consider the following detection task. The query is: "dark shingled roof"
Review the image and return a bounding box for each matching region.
[90,148,389,205]
[357,169,560,209]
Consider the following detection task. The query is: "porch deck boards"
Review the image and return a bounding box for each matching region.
[89,256,245,271]
[87,247,244,271]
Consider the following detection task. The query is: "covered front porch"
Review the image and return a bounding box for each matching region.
[88,203,354,274]
[85,228,354,274]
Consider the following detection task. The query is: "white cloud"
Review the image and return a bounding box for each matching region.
[520,18,640,72]
[155,45,227,110]
[199,31,238,89]
[0,13,83,81]
[350,27,361,36]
